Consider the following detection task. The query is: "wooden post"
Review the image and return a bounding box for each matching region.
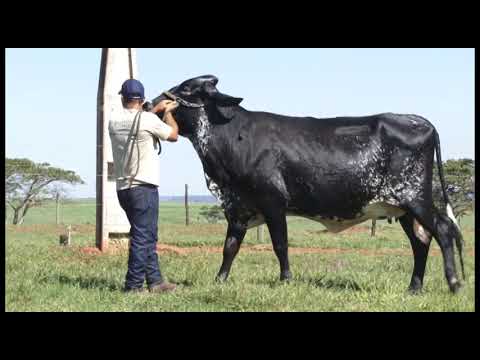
[56,192,60,225]
[257,225,264,242]
[371,219,376,237]
[67,225,71,246]
[185,184,190,226]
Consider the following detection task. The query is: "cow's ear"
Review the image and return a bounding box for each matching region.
[203,82,242,123]
[203,82,243,106]
[211,93,243,106]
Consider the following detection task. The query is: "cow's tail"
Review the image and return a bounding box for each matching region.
[434,129,465,280]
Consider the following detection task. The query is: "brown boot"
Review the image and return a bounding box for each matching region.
[148,281,176,293]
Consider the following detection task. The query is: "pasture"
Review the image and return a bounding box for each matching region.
[5,200,475,311]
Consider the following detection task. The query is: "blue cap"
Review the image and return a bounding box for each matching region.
[119,79,145,100]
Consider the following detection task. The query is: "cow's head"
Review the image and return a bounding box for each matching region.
[149,75,243,136]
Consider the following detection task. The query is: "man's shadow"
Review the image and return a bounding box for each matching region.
[56,275,121,291]
[52,275,195,290]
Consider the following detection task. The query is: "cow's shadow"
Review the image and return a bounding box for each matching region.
[301,276,364,291]
[252,275,365,292]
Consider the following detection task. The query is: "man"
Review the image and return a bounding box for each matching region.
[109,78,179,293]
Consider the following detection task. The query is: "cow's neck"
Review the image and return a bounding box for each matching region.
[186,108,231,188]
[187,108,212,158]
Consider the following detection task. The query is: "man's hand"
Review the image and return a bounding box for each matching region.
[164,101,179,114]
[151,99,177,114]
[163,111,179,142]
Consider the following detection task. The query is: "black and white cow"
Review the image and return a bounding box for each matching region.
[149,75,465,293]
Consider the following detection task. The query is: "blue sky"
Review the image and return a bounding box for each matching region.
[5,48,475,198]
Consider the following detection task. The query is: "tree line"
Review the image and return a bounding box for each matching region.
[4,157,474,226]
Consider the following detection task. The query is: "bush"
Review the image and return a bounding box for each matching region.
[199,205,225,224]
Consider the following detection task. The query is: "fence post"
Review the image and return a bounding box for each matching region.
[371,219,376,237]
[56,192,60,225]
[257,225,264,243]
[67,225,71,246]
[185,184,189,226]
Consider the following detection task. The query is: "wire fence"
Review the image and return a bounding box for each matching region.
[4,199,227,227]
[4,198,398,241]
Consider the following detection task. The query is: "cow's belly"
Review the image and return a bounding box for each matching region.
[302,202,405,233]
[247,201,406,232]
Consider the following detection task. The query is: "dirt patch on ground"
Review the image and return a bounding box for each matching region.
[7,224,66,234]
[78,245,128,256]
[161,224,226,237]
[156,244,475,257]
[78,246,103,255]
[69,224,96,235]
[76,243,475,258]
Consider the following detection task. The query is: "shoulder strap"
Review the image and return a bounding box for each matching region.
[123,110,142,189]
[156,137,162,155]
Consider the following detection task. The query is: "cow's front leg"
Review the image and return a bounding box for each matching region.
[263,207,291,281]
[215,221,247,282]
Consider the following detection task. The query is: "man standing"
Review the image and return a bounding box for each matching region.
[109,78,179,293]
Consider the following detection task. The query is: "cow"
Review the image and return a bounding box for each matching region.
[147,75,465,294]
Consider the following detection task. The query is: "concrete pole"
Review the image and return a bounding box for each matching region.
[96,48,138,251]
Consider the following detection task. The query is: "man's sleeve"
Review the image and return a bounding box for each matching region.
[143,113,173,141]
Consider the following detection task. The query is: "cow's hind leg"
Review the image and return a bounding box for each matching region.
[432,210,463,293]
[399,214,431,293]
[215,221,247,282]
[405,205,461,293]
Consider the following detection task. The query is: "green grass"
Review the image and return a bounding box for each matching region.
[5,200,475,312]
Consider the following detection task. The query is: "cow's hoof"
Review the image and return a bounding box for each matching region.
[448,279,462,294]
[280,271,292,282]
[407,286,423,295]
[215,273,228,283]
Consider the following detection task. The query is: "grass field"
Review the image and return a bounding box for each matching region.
[5,200,475,311]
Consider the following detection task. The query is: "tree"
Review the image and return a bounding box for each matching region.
[433,158,474,224]
[5,158,85,225]
[199,204,225,224]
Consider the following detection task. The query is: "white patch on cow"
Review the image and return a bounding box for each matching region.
[413,219,431,245]
[303,202,405,233]
[345,135,426,206]
[189,108,211,156]
[447,204,459,227]
[187,109,231,211]
[204,173,226,205]
[203,173,240,218]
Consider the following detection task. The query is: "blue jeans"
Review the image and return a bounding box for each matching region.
[117,184,163,289]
